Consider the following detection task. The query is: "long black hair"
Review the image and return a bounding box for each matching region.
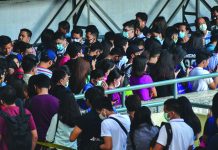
[178,96,201,136]
[58,91,81,127]
[131,56,148,77]
[129,106,153,150]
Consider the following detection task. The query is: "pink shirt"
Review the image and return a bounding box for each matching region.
[59,56,70,66]
[0,106,36,150]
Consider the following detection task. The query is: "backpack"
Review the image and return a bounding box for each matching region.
[150,122,172,150]
[0,104,32,150]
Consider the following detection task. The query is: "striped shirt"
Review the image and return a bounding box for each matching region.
[36,66,52,78]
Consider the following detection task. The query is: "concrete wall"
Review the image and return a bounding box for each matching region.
[0,0,217,43]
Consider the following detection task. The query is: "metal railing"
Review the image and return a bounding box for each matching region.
[75,72,218,110]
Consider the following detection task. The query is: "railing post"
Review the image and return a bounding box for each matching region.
[122,91,126,107]
[174,83,178,99]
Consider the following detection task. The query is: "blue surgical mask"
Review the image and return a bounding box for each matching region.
[65,32,71,38]
[122,31,129,38]
[199,24,207,31]
[207,44,216,51]
[179,31,186,39]
[56,44,64,51]
[155,36,163,45]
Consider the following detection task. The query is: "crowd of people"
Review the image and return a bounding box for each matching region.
[1,5,218,150]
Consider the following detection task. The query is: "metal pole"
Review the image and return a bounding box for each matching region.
[34,0,69,44]
[91,0,121,32]
[174,83,178,99]
[65,0,86,21]
[87,0,91,25]
[200,0,212,10]
[196,0,200,19]
[167,0,187,25]
[122,91,126,107]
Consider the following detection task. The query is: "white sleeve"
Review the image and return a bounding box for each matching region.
[46,114,58,142]
[156,126,167,146]
[101,120,112,137]
[205,77,213,85]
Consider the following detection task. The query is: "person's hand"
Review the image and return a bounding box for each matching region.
[101,81,108,90]
[186,67,193,76]
[214,76,218,84]
[174,69,181,78]
[91,59,97,70]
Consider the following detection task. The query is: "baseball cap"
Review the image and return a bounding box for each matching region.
[40,49,57,62]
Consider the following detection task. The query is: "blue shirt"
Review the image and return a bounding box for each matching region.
[82,82,94,93]
[208,53,218,71]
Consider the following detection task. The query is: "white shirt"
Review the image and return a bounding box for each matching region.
[46,114,77,149]
[189,67,213,91]
[156,118,194,150]
[117,56,128,70]
[101,114,130,150]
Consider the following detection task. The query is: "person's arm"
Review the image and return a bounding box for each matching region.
[31,129,38,150]
[99,136,112,150]
[69,126,82,142]
[208,76,218,89]
[188,145,193,150]
[153,143,164,150]
[46,115,58,142]
[150,87,157,98]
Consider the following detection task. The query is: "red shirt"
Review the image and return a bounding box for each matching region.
[0,105,36,150]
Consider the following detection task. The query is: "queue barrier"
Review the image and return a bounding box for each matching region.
[75,72,218,110]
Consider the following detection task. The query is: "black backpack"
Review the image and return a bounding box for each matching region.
[0,104,32,150]
[150,122,172,150]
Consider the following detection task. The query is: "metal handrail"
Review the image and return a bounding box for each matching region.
[75,72,218,99]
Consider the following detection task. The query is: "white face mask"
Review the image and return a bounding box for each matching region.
[71,38,81,43]
[96,80,103,86]
[115,81,120,88]
[199,24,207,31]
[99,113,107,120]
[65,81,69,88]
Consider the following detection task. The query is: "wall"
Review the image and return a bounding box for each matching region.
[0,0,217,43]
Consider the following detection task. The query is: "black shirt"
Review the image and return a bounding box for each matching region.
[76,109,102,149]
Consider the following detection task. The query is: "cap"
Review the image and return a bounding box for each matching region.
[41,49,57,62]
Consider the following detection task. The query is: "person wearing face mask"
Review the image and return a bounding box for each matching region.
[59,42,84,66]
[153,98,194,150]
[82,69,107,93]
[196,17,211,45]
[99,97,131,150]
[50,66,71,98]
[123,20,136,45]
[107,68,123,106]
[54,32,69,58]
[71,27,84,44]
[177,22,190,47]
[150,26,164,45]
[106,47,125,67]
